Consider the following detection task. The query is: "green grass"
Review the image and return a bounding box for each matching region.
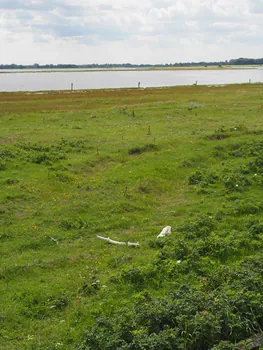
[1,84,263,349]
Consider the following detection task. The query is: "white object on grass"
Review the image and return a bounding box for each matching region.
[157,225,172,238]
[96,235,139,247]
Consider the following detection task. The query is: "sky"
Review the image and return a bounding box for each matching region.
[0,0,263,64]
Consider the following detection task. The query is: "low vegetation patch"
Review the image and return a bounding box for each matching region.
[128,143,159,155]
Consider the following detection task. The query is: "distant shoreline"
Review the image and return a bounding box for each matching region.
[1,83,263,97]
[0,65,259,74]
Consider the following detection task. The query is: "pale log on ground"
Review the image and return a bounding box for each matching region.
[96,235,139,247]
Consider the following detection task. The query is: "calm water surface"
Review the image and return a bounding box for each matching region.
[0,68,263,92]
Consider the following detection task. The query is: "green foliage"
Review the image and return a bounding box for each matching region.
[205,125,229,140]
[128,143,159,155]
[17,291,69,320]
[188,170,219,186]
[222,173,251,192]
[82,260,263,349]
[0,138,89,169]
[78,275,102,296]
[246,218,263,236]
[0,160,7,170]
[60,216,87,230]
[0,148,16,160]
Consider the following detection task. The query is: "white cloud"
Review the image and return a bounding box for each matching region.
[249,0,263,13]
[0,0,263,64]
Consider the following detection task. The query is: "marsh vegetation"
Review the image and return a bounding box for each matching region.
[1,84,263,349]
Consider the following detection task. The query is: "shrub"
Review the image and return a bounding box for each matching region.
[54,171,74,183]
[0,148,16,160]
[78,276,101,296]
[121,267,145,290]
[231,200,263,215]
[0,161,7,171]
[246,219,263,236]
[128,143,159,155]
[222,173,251,192]
[60,216,87,230]
[188,170,218,186]
[178,214,216,238]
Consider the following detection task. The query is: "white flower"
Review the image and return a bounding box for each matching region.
[236,184,238,187]
[177,260,182,264]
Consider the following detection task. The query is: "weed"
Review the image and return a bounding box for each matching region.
[0,161,7,170]
[188,170,219,186]
[78,275,102,296]
[60,216,87,230]
[128,143,159,155]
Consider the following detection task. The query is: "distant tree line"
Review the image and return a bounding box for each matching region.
[0,58,262,70]
[228,57,263,65]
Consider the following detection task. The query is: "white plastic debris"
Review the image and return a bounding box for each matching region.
[157,226,172,238]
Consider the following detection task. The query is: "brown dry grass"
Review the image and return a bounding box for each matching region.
[0,84,259,114]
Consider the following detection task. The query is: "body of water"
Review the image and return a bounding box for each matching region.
[0,68,263,92]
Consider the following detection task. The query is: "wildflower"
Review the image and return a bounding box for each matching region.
[177,260,182,264]
[236,184,238,187]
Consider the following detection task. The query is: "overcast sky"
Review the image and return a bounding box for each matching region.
[0,0,263,64]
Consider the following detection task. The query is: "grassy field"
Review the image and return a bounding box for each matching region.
[1,84,263,349]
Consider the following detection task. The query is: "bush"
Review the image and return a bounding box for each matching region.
[121,267,145,290]
[0,148,16,160]
[0,161,7,171]
[128,144,159,155]
[188,170,218,186]
[79,268,263,349]
[60,216,87,230]
[54,171,75,183]
[223,173,251,192]
[78,276,101,296]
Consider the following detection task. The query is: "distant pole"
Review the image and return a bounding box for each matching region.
[138,82,140,88]
[147,125,151,135]
[71,83,73,91]
[249,79,251,83]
